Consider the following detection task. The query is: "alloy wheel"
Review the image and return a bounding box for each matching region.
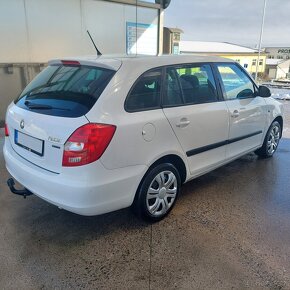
[267,124,280,155]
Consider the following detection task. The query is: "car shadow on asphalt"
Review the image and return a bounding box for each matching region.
[2,138,290,248]
[178,137,290,203]
[8,198,150,244]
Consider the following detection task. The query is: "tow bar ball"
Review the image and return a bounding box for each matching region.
[7,178,33,199]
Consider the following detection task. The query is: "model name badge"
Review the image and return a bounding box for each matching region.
[48,136,61,143]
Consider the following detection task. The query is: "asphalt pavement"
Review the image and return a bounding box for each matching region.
[0,102,290,290]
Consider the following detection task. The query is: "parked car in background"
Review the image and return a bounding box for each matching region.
[4,55,283,221]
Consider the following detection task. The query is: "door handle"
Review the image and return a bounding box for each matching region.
[231,110,240,118]
[176,118,190,128]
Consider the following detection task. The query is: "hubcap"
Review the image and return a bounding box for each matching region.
[267,125,280,155]
[146,171,177,217]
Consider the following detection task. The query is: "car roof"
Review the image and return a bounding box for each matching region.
[49,54,233,72]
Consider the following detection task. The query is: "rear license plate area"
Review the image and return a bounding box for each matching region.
[14,130,44,156]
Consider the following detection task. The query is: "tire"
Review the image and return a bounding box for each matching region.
[133,163,181,222]
[255,121,281,158]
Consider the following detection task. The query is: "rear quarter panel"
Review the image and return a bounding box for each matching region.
[85,66,190,175]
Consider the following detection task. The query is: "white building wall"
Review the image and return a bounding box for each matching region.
[266,47,290,60]
[0,0,160,63]
[276,60,290,79]
[0,0,161,121]
[0,0,29,63]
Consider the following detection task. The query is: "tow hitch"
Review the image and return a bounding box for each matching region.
[7,178,33,199]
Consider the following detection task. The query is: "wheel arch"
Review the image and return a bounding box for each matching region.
[148,154,188,184]
[132,154,188,219]
[133,154,188,205]
[273,116,283,136]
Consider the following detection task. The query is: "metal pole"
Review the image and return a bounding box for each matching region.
[255,0,267,81]
[135,0,138,55]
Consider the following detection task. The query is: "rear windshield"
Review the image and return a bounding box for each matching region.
[15,64,115,117]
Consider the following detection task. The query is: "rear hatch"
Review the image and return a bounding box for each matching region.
[6,60,119,173]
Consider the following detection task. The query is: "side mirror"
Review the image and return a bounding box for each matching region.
[258,85,271,98]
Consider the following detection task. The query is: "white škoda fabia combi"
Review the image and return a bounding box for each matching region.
[4,55,283,221]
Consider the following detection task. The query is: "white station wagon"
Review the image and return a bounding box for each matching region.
[4,55,283,221]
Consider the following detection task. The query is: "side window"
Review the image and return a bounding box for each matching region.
[175,64,218,105]
[163,68,184,106]
[126,69,161,112]
[217,64,256,100]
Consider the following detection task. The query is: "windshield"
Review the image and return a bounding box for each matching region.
[15,64,115,118]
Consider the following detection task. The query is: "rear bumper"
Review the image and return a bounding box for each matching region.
[3,139,147,216]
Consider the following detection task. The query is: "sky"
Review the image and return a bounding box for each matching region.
[164,0,290,47]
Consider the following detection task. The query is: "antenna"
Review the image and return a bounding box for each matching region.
[86,30,102,56]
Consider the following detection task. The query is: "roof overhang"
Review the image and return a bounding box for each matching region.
[103,0,161,9]
[166,27,184,34]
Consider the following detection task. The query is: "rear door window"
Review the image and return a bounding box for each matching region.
[15,64,115,118]
[176,64,218,105]
[163,64,218,106]
[125,69,162,112]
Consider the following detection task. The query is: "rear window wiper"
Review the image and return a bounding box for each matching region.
[24,100,70,111]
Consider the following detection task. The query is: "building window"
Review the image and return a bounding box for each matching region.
[259,60,263,66]
[172,43,179,55]
[173,33,180,41]
[244,64,248,68]
[252,59,257,66]
[268,55,274,59]
[277,55,283,59]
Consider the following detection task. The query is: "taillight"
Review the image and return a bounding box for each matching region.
[4,123,9,137]
[62,123,116,167]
